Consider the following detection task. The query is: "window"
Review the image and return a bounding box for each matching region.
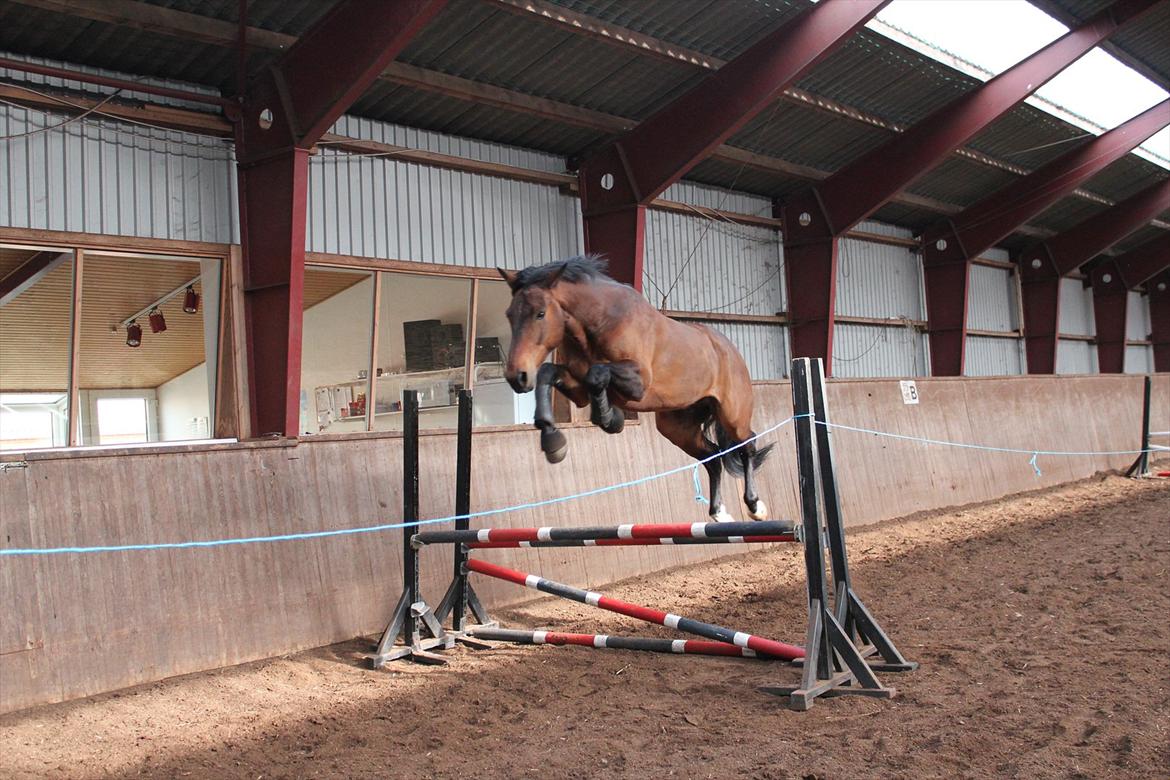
[299,266,375,435]
[0,244,223,452]
[77,253,220,446]
[0,248,75,451]
[95,396,149,445]
[0,393,68,450]
[296,266,538,435]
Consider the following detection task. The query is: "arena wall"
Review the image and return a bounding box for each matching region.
[2,372,1165,714]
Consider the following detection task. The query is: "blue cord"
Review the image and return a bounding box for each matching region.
[2,412,1158,558]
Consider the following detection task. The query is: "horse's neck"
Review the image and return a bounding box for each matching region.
[556,282,624,344]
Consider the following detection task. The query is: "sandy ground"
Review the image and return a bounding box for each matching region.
[2,473,1168,779]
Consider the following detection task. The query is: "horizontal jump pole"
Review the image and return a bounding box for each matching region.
[467,533,794,549]
[466,558,804,661]
[467,627,775,659]
[415,520,795,546]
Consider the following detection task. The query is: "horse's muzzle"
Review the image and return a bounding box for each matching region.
[507,371,532,393]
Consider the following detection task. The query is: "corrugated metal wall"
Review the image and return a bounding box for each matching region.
[965,262,1024,376]
[646,181,786,379]
[966,336,1024,376]
[308,115,581,268]
[1124,291,1154,374]
[0,105,236,244]
[1056,277,1096,374]
[832,222,928,378]
[1,54,237,243]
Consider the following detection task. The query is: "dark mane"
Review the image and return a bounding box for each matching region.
[513,255,610,289]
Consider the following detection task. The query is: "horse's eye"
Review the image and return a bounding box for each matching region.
[536,310,546,320]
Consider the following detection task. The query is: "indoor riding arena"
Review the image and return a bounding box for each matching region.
[1,1,1168,778]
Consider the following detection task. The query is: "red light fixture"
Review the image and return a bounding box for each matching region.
[148,307,167,333]
[126,321,142,348]
[183,286,199,314]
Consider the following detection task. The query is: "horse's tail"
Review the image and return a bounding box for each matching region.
[706,419,775,478]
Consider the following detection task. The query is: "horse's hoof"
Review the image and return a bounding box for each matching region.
[748,500,769,521]
[601,412,625,434]
[541,429,568,464]
[710,506,734,523]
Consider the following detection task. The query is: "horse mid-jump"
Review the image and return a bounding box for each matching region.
[498,256,773,523]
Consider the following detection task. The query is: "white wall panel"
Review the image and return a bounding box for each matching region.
[1058,278,1094,336]
[965,335,1024,376]
[0,103,236,243]
[1056,339,1097,374]
[704,322,787,380]
[967,265,1017,332]
[1125,291,1151,340]
[1124,345,1153,374]
[832,323,926,378]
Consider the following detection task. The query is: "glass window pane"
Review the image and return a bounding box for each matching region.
[472,280,535,427]
[372,273,471,432]
[300,266,375,435]
[0,247,73,451]
[96,397,148,445]
[77,254,218,446]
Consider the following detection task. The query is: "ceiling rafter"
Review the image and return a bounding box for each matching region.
[484,0,1147,212]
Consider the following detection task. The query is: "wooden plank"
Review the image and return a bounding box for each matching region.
[835,314,927,328]
[663,309,785,325]
[0,83,233,137]
[66,249,83,446]
[967,328,1021,339]
[0,226,230,259]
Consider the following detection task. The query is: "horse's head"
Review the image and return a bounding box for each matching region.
[498,265,569,393]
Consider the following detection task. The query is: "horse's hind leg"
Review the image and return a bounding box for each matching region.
[740,444,767,520]
[656,408,733,523]
[718,408,769,520]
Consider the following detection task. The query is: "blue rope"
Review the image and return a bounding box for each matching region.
[0,416,798,557]
[2,412,1158,558]
[816,420,1156,457]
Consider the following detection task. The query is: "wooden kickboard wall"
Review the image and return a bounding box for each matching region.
[1,373,1166,713]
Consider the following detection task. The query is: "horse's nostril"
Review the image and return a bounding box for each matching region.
[517,371,528,387]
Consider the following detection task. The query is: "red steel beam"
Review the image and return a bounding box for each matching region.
[919,99,1169,375]
[784,0,1161,373]
[234,0,446,436]
[1149,270,1170,371]
[1045,177,1170,276]
[1019,255,1064,375]
[1115,232,1170,288]
[809,0,1162,236]
[0,251,69,307]
[578,0,887,287]
[1090,260,1129,373]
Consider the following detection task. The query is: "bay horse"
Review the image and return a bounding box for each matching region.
[498,255,773,523]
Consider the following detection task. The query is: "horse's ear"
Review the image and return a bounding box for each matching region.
[543,263,567,288]
[497,267,520,291]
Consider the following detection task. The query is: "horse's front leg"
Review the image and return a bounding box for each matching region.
[583,361,645,435]
[533,363,589,463]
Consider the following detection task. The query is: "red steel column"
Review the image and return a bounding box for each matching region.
[1090,260,1129,373]
[1150,271,1170,372]
[1019,248,1062,374]
[234,0,446,436]
[780,192,840,369]
[921,232,972,376]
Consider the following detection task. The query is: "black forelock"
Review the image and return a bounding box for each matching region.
[512,255,610,289]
